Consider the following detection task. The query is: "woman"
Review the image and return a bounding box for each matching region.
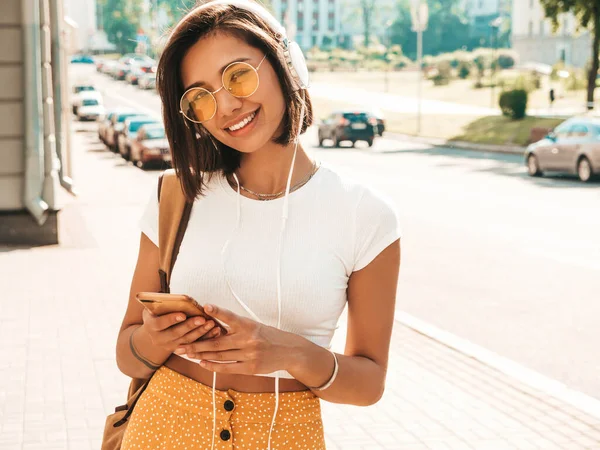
[115,1,401,449]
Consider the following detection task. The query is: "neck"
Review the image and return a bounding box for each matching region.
[232,141,314,195]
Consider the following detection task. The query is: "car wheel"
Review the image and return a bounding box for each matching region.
[527,154,543,177]
[367,138,374,147]
[332,134,340,148]
[577,156,594,182]
[351,141,356,147]
[318,132,324,147]
[124,146,131,161]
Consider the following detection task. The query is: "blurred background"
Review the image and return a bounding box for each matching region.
[1,0,600,449]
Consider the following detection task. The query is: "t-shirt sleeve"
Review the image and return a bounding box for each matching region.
[353,187,402,272]
[139,182,159,246]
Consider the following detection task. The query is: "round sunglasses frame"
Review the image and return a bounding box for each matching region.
[179,54,268,124]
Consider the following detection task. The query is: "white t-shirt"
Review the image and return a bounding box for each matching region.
[139,164,401,378]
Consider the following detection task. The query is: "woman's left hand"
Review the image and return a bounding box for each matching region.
[173,304,300,375]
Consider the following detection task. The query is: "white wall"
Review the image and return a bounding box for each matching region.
[64,0,96,52]
[511,0,591,67]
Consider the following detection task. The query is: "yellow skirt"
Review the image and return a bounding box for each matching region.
[121,366,326,450]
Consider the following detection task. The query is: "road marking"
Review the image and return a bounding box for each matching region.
[396,311,600,420]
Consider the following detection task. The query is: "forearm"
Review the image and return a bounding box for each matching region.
[116,324,172,379]
[286,335,386,407]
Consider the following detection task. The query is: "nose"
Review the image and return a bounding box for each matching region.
[214,88,243,120]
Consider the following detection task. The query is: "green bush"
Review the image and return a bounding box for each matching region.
[499,89,528,120]
[458,63,471,79]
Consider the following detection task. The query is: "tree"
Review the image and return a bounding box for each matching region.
[539,0,600,109]
[360,0,376,48]
[389,0,470,59]
[98,0,144,54]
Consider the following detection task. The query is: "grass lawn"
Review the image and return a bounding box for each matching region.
[310,95,565,146]
[450,116,566,147]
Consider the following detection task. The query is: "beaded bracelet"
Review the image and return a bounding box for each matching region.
[311,350,339,391]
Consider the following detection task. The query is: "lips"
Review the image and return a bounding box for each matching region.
[223,108,260,131]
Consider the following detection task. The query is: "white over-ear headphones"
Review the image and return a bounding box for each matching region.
[195,0,310,90]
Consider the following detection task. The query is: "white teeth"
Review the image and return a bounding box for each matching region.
[228,112,256,131]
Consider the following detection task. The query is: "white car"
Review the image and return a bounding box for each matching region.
[76,95,106,121]
[71,84,97,114]
[138,72,157,90]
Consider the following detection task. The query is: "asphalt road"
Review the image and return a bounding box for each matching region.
[75,65,600,400]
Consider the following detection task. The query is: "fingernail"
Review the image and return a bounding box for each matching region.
[174,348,185,355]
[204,322,214,330]
[176,315,185,322]
[194,318,204,326]
[205,305,213,313]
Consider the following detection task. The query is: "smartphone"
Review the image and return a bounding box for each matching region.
[136,292,228,335]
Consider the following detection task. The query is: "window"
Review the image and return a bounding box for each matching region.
[554,121,573,139]
[328,12,335,31]
[298,11,304,30]
[570,124,589,137]
[313,11,319,31]
[82,99,99,106]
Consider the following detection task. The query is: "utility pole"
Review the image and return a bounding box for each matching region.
[411,0,428,135]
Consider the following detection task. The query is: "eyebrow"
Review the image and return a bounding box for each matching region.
[184,57,253,91]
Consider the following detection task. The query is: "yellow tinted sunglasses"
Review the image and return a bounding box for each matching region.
[179,55,267,123]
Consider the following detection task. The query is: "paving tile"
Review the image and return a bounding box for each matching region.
[2,123,600,449]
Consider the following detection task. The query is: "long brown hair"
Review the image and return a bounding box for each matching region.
[157,1,314,202]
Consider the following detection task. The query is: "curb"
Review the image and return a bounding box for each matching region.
[385,132,526,156]
[395,311,600,421]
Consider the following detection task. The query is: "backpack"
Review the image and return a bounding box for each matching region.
[101,169,192,450]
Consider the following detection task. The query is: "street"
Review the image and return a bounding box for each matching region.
[82,66,600,401]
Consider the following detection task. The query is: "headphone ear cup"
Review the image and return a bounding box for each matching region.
[287,41,310,89]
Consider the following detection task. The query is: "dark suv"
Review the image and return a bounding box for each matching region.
[318,111,377,147]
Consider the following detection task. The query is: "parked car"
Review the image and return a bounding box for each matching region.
[369,109,386,136]
[76,97,106,121]
[118,116,161,160]
[102,60,119,77]
[138,72,157,90]
[125,64,144,85]
[72,90,102,116]
[71,84,97,114]
[115,54,155,80]
[98,109,132,144]
[71,54,94,64]
[317,111,377,147]
[130,123,170,169]
[526,117,600,182]
[104,111,142,151]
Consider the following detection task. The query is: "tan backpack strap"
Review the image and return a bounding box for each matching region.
[157,169,192,293]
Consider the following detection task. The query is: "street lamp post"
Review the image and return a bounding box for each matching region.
[411,0,428,135]
[490,17,503,109]
[384,19,393,93]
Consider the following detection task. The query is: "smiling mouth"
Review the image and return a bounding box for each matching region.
[225,109,259,132]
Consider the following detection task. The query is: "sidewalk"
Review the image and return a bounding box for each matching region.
[1,124,600,450]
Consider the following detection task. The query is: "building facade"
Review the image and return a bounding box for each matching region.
[64,0,97,53]
[511,0,591,67]
[0,0,72,245]
[270,0,342,49]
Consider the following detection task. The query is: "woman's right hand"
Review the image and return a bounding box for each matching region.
[141,309,221,353]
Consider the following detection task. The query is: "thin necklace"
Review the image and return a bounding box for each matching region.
[232,161,320,201]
